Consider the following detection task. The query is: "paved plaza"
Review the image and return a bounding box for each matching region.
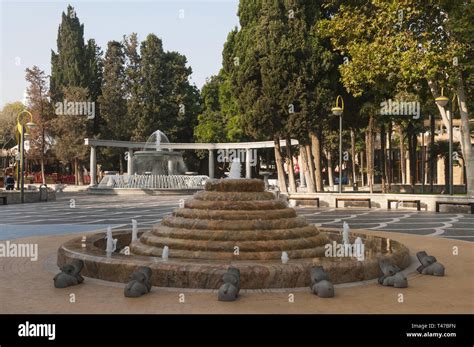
[0,192,473,314]
[0,192,473,242]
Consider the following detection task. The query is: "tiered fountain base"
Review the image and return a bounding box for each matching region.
[58,179,410,289]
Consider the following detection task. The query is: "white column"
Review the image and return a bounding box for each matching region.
[90,146,97,186]
[208,149,215,178]
[246,148,252,179]
[127,148,134,175]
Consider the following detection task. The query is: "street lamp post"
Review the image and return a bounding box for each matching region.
[332,95,344,194]
[16,110,36,203]
[434,88,456,196]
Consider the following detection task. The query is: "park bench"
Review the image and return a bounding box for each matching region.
[290,196,320,207]
[435,201,474,214]
[387,199,421,211]
[335,197,371,208]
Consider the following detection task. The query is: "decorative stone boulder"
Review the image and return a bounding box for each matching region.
[124,266,152,298]
[218,267,241,301]
[381,272,408,288]
[416,251,445,276]
[378,259,407,288]
[309,266,334,298]
[53,259,84,288]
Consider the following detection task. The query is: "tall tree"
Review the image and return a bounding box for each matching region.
[51,86,90,185]
[50,5,88,102]
[25,66,53,184]
[99,41,128,172]
[84,38,103,135]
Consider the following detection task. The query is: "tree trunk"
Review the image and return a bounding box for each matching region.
[360,151,365,186]
[74,158,79,185]
[443,157,449,194]
[119,154,124,175]
[429,114,435,192]
[285,137,297,193]
[305,144,316,188]
[326,149,334,187]
[398,125,406,184]
[380,124,387,193]
[387,121,393,190]
[455,77,474,196]
[300,144,315,193]
[78,164,84,185]
[406,123,416,191]
[429,78,473,195]
[310,131,323,191]
[350,129,357,186]
[274,137,287,193]
[366,116,374,194]
[41,127,46,185]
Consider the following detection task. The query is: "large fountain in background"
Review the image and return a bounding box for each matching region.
[96,130,208,191]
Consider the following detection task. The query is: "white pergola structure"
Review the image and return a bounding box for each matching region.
[84,138,299,186]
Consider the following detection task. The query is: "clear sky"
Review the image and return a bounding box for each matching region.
[0,0,240,108]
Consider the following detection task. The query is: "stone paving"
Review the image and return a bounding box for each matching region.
[0,229,472,313]
[0,193,473,313]
[0,193,473,242]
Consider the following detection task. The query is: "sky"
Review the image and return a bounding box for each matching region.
[0,0,240,108]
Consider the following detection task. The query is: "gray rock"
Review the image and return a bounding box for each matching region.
[382,272,408,288]
[311,280,335,298]
[124,266,152,298]
[416,251,444,276]
[421,262,445,276]
[217,267,241,301]
[53,260,84,288]
[379,258,401,276]
[378,259,408,288]
[309,266,335,298]
[310,266,329,284]
[218,283,239,301]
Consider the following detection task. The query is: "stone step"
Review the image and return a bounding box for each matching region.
[130,241,328,260]
[173,207,296,220]
[205,178,264,192]
[162,215,308,231]
[150,225,319,241]
[184,199,287,210]
[193,191,275,201]
[139,232,327,252]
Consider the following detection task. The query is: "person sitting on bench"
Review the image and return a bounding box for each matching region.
[5,175,15,191]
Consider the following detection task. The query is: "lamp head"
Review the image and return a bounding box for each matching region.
[26,121,36,129]
[331,106,343,116]
[435,96,449,108]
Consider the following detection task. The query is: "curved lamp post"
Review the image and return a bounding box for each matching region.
[332,95,344,193]
[16,110,36,203]
[435,87,457,195]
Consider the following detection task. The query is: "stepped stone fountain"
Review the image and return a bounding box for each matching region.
[58,178,411,289]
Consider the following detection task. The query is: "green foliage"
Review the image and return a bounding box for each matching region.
[51,86,90,163]
[0,102,24,149]
[132,34,200,142]
[99,41,127,141]
[319,1,467,97]
[50,5,88,101]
